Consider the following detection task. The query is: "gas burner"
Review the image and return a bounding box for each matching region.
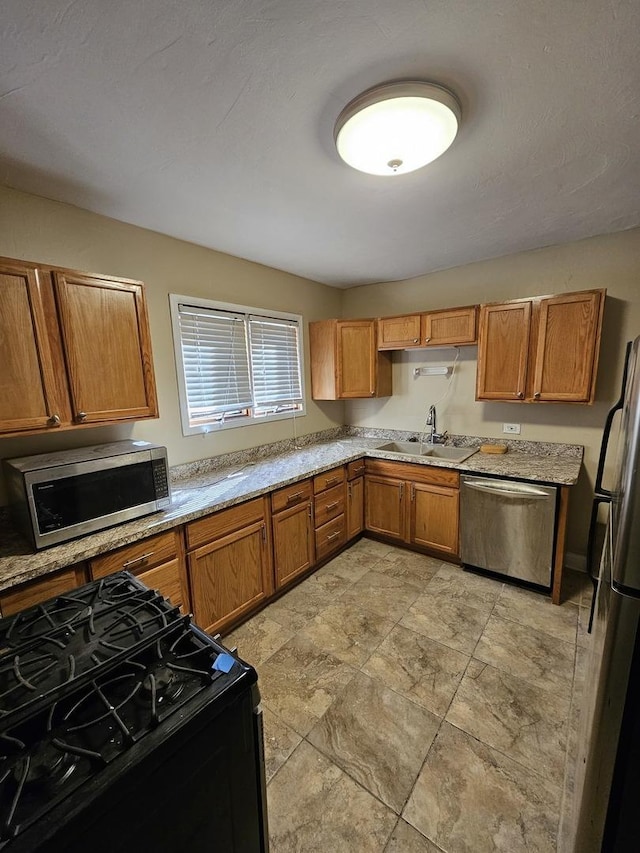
[14,741,77,790]
[141,666,185,706]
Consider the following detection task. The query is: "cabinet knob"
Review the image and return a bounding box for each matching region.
[533,391,541,399]
[76,411,87,422]
[48,413,61,426]
[370,390,375,396]
[516,391,524,399]
[424,337,431,343]
[413,338,419,343]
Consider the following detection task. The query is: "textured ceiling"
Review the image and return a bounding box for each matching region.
[1,0,639,287]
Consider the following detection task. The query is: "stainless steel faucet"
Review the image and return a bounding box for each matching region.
[426,405,447,444]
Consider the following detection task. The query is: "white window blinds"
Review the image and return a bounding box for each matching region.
[178,304,252,420]
[249,315,303,407]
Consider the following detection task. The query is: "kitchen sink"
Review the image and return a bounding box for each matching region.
[375,441,478,463]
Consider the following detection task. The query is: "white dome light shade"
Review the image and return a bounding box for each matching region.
[334,81,461,176]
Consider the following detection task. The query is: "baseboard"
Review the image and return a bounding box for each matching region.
[564,551,587,573]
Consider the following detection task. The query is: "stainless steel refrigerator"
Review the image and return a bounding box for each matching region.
[570,335,640,852]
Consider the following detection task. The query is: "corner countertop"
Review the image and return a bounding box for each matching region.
[0,432,583,593]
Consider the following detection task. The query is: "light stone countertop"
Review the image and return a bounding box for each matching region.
[0,433,583,593]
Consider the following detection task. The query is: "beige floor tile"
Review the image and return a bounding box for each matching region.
[223,612,294,666]
[339,570,422,621]
[258,633,356,735]
[446,659,570,787]
[384,818,445,852]
[400,590,491,654]
[403,722,560,853]
[363,624,469,717]
[261,705,302,782]
[424,564,503,612]
[370,550,443,589]
[474,614,575,695]
[307,671,440,813]
[299,601,395,667]
[493,584,578,645]
[267,741,397,853]
[561,569,592,606]
[351,537,398,559]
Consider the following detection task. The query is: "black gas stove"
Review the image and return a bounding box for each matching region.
[0,573,268,852]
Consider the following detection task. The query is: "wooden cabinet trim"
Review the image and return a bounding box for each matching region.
[364,458,459,487]
[346,476,364,540]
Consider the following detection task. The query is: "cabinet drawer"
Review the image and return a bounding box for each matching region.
[90,530,178,579]
[315,514,346,562]
[271,479,313,514]
[185,497,265,550]
[314,482,345,528]
[347,459,366,480]
[0,564,87,617]
[137,558,184,609]
[313,466,345,494]
[365,458,459,488]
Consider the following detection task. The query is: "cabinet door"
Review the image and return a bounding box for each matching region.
[0,261,67,434]
[423,306,477,347]
[53,271,158,424]
[272,500,315,588]
[364,475,405,542]
[347,476,364,540]
[410,483,459,556]
[532,291,603,403]
[476,302,531,401]
[0,564,87,616]
[337,320,377,397]
[189,520,270,634]
[378,315,422,349]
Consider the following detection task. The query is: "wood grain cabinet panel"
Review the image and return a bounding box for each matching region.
[476,301,531,400]
[0,564,87,616]
[377,314,422,349]
[0,260,69,434]
[309,319,392,400]
[365,475,405,542]
[346,476,364,540]
[189,521,271,634]
[409,483,459,556]
[0,255,159,437]
[422,306,477,347]
[476,289,604,404]
[53,271,158,423]
[272,500,315,588]
[315,514,346,562]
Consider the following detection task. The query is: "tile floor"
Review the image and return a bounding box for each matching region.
[224,538,592,853]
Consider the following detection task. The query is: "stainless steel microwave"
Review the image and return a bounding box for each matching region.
[3,441,171,550]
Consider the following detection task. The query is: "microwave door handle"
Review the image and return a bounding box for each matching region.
[595,340,633,499]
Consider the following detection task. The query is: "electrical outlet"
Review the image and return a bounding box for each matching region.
[503,423,521,435]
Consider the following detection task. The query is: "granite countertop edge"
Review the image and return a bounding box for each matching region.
[0,433,584,592]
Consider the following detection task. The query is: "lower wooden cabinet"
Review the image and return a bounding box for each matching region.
[89,529,189,613]
[186,497,273,634]
[365,459,460,558]
[0,563,87,616]
[347,475,364,540]
[271,480,315,589]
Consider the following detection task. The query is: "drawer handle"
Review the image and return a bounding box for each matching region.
[325,501,340,511]
[325,477,341,487]
[326,531,341,541]
[286,491,304,503]
[122,551,154,570]
[352,466,365,475]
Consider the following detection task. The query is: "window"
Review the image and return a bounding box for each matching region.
[170,294,305,435]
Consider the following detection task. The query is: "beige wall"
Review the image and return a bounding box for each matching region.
[2,182,639,559]
[342,228,640,556]
[0,185,344,503]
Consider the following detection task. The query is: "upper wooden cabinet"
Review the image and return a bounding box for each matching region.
[476,289,605,404]
[0,256,158,436]
[309,319,392,400]
[377,306,477,350]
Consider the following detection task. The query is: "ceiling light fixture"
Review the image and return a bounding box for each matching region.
[334,81,461,177]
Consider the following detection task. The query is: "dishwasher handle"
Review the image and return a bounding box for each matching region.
[462,479,552,499]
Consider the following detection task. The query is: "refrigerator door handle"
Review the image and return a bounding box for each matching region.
[594,340,633,499]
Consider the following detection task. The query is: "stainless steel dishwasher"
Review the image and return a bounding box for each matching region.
[460,475,558,587]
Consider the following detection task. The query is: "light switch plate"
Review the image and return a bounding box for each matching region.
[503,423,521,434]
